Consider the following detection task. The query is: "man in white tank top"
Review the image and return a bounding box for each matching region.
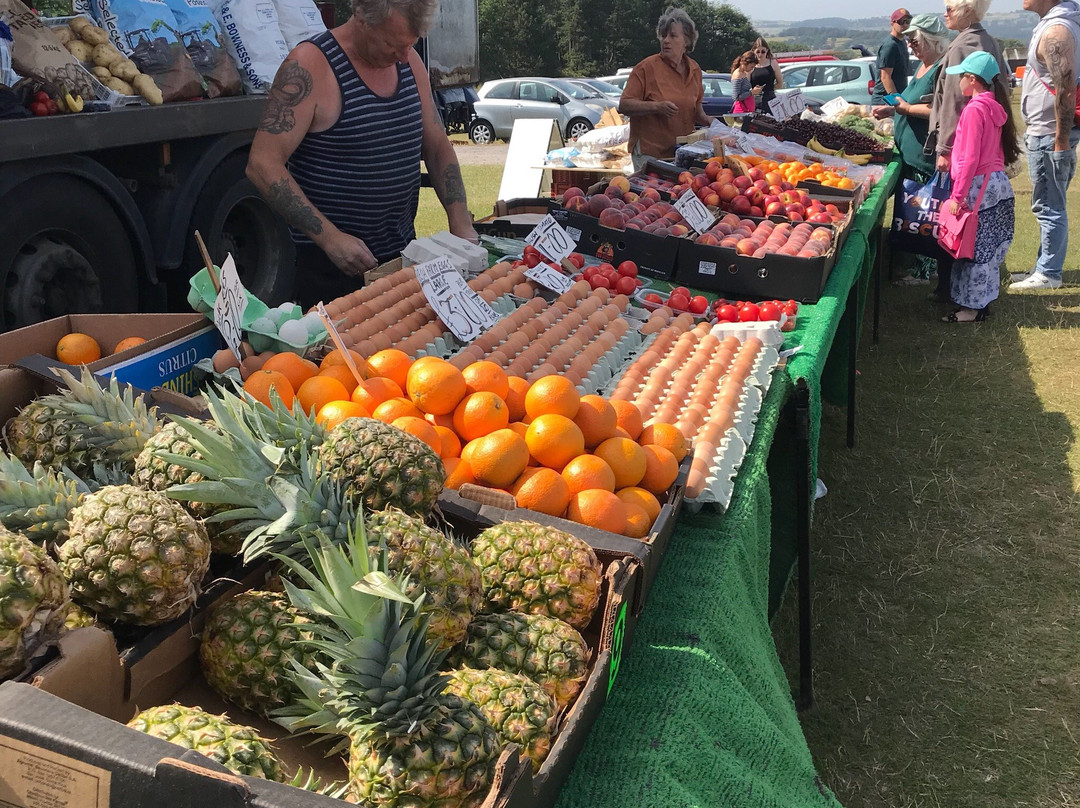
[1011,0,1080,290]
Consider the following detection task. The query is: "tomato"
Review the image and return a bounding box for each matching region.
[688,295,709,315]
[738,303,760,322]
[716,304,740,322]
[711,297,729,309]
[671,286,691,298]
[597,262,616,276]
[582,265,600,281]
[522,245,542,268]
[668,293,690,311]
[786,299,798,309]
[30,101,49,116]
[566,252,585,269]
[782,303,799,317]
[33,91,50,104]
[758,302,782,321]
[617,260,638,278]
[643,292,664,305]
[589,274,612,290]
[615,275,638,295]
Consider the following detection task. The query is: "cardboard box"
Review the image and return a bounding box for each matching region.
[556,208,681,281]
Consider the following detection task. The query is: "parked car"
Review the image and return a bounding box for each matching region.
[470,77,608,144]
[780,59,879,106]
[597,74,629,91]
[570,78,623,103]
[701,72,735,116]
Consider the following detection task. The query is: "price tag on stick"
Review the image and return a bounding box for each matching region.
[212,254,248,361]
[415,255,501,343]
[524,263,574,294]
[524,215,575,262]
[673,190,713,234]
[316,302,367,387]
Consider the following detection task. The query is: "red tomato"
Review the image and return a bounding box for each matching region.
[523,245,542,268]
[643,292,664,305]
[671,286,691,298]
[582,266,600,281]
[689,295,709,315]
[712,297,729,309]
[566,252,585,269]
[668,293,690,311]
[597,262,616,276]
[786,299,798,309]
[617,260,638,278]
[738,303,760,322]
[783,303,799,317]
[758,302,782,321]
[615,276,638,295]
[716,304,740,322]
[589,274,612,290]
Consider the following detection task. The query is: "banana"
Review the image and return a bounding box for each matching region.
[840,150,872,165]
[67,92,84,113]
[56,94,67,113]
[807,136,840,156]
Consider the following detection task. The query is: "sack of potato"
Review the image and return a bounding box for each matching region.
[57,15,164,103]
[0,0,96,99]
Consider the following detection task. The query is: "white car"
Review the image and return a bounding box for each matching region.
[780,60,880,106]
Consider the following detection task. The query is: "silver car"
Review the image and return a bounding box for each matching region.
[779,60,880,106]
[571,78,623,103]
[470,78,608,144]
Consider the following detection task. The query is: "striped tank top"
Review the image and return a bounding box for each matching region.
[289,30,423,258]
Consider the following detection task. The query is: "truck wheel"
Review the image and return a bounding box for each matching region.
[469,119,495,145]
[0,176,138,330]
[183,154,296,308]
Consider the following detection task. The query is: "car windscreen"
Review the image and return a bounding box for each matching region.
[550,79,599,100]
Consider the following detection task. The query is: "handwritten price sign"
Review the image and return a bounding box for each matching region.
[212,254,248,361]
[524,215,575,262]
[415,255,501,343]
[524,263,574,294]
[674,190,713,234]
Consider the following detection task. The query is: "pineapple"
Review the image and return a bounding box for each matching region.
[127,704,285,780]
[315,418,445,516]
[133,421,241,554]
[199,590,317,718]
[471,522,602,630]
[2,367,159,478]
[0,451,84,544]
[448,611,590,710]
[62,602,97,631]
[273,524,500,808]
[58,484,211,625]
[446,667,557,772]
[363,508,482,650]
[0,527,69,680]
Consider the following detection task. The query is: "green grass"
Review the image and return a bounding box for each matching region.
[415,165,503,238]
[772,100,1080,807]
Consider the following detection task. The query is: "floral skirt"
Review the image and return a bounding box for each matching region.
[950,171,1014,310]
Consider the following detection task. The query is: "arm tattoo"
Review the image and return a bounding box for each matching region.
[259,59,313,134]
[439,163,468,206]
[1043,29,1076,128]
[266,178,323,235]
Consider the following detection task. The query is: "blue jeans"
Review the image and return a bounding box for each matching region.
[1026,131,1080,279]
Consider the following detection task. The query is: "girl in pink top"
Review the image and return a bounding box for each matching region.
[941,50,1021,323]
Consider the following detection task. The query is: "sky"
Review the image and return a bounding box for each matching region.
[748,0,1027,23]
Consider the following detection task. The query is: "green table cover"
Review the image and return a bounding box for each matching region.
[554,161,901,808]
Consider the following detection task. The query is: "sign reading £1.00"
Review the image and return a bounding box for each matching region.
[524,215,575,262]
[415,256,501,343]
[212,254,248,361]
[524,263,574,294]
[673,190,713,234]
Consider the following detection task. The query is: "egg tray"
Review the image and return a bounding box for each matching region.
[410,294,521,360]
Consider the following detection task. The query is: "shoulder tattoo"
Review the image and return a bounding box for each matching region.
[259,59,314,134]
[266,178,323,235]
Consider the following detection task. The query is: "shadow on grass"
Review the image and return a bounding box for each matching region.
[772,270,1080,808]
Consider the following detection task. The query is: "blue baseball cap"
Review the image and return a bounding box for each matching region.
[945,50,1000,84]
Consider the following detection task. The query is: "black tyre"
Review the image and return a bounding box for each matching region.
[469,119,496,145]
[566,118,593,140]
[180,154,295,309]
[0,175,138,331]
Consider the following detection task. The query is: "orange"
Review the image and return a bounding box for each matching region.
[572,394,618,448]
[616,487,662,523]
[444,457,475,490]
[351,376,404,412]
[593,437,647,488]
[566,489,627,534]
[467,428,529,489]
[365,348,412,389]
[524,375,580,420]
[296,375,350,415]
[504,376,531,422]
[56,333,101,365]
[317,363,361,394]
[622,503,652,538]
[561,454,616,495]
[316,399,370,430]
[424,411,456,429]
[372,397,423,423]
[639,444,679,495]
[525,414,585,470]
[510,467,571,517]
[391,416,441,453]
[462,361,510,399]
[638,422,688,462]
[433,425,462,459]
[406,357,467,415]
[610,400,644,440]
[262,352,318,392]
[507,421,529,439]
[319,348,370,378]
[452,391,510,442]
[243,369,295,410]
[113,336,146,354]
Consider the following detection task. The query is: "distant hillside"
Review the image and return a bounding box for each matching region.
[755,11,1038,45]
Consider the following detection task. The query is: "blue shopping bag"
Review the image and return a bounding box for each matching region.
[890,172,950,260]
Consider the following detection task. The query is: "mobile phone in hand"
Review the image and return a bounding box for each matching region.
[883,94,902,106]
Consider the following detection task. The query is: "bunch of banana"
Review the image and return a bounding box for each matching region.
[807,136,841,156]
[839,151,872,165]
[56,87,84,114]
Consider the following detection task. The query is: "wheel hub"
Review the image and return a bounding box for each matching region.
[4,235,103,328]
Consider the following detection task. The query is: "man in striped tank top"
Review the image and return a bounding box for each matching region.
[247,0,477,309]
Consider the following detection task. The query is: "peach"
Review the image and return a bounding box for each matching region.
[566,195,589,212]
[598,207,626,229]
[608,176,631,194]
[641,188,662,203]
[588,194,612,216]
[563,186,585,202]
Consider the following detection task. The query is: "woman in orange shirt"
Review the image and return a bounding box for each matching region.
[619,6,714,168]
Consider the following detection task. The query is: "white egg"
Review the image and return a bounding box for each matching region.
[300,312,325,335]
[277,319,309,345]
[250,316,276,333]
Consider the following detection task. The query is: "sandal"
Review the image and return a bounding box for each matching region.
[942,308,989,323]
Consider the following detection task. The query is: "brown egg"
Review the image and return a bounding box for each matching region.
[640,318,664,336]
[513,283,536,299]
[572,280,592,299]
[471,273,492,290]
[368,331,393,352]
[563,369,582,386]
[529,363,558,383]
[448,352,473,369]
[699,420,727,446]
[608,318,629,337]
[654,305,673,321]
[212,347,241,374]
[485,350,508,367]
[352,339,375,357]
[610,293,630,311]
[591,287,610,304]
[239,354,267,381]
[479,288,499,303]
[686,469,707,498]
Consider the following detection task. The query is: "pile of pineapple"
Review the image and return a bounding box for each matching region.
[0,368,608,806]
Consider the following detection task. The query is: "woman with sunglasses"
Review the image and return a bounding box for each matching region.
[748,37,783,116]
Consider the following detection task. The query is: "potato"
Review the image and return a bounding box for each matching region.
[91,43,122,68]
[132,73,163,105]
[91,65,113,80]
[110,58,138,82]
[65,40,94,62]
[81,26,110,46]
[103,76,135,96]
[53,27,73,45]
[68,16,94,34]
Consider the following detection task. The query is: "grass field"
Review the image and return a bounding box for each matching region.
[418,112,1080,806]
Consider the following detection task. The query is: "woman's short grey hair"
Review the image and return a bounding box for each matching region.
[947,0,991,23]
[911,29,950,60]
[656,6,699,51]
[353,0,437,35]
